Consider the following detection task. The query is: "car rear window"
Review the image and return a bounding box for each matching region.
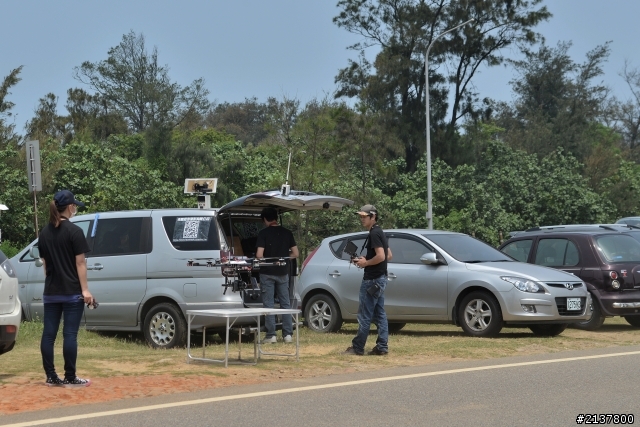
[162,216,220,251]
[594,234,640,263]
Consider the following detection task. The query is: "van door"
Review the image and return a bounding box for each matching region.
[83,215,150,327]
[26,221,92,321]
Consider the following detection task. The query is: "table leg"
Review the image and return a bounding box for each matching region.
[295,312,299,362]
[202,326,206,359]
[257,315,262,360]
[186,314,192,363]
[225,317,229,368]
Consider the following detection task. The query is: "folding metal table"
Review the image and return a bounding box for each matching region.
[186,308,301,367]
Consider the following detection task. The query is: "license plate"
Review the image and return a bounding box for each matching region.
[567,298,581,311]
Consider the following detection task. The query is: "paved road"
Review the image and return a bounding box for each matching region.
[3,345,640,427]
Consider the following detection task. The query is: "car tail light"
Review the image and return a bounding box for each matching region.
[610,271,618,280]
[301,247,319,273]
[5,325,16,334]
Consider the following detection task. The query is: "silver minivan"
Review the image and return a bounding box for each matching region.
[13,190,353,348]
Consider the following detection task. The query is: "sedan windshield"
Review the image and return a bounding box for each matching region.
[423,234,513,263]
[594,234,640,263]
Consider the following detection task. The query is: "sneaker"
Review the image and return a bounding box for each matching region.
[63,377,92,388]
[260,335,277,344]
[343,346,363,356]
[45,376,65,387]
[368,347,389,356]
[283,335,292,344]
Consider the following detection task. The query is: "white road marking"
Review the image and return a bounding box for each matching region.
[5,349,640,427]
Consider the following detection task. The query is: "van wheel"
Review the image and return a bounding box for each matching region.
[305,294,342,333]
[458,291,503,337]
[529,324,567,336]
[143,303,187,349]
[624,316,640,327]
[572,296,604,331]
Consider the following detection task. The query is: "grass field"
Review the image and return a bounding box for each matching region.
[3,317,640,384]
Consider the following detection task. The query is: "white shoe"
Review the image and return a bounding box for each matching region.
[283,335,292,343]
[261,336,277,344]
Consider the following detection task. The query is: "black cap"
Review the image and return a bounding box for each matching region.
[54,190,85,208]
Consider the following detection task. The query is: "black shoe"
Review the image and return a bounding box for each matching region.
[45,376,65,387]
[63,377,92,388]
[368,347,388,356]
[343,346,363,356]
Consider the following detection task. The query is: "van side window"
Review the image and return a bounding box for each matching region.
[90,218,151,257]
[162,216,220,251]
[535,238,579,267]
[501,239,533,262]
[20,221,92,262]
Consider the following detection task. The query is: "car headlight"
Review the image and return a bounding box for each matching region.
[501,276,545,293]
[1,259,16,278]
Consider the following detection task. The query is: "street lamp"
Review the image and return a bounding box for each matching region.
[425,18,474,230]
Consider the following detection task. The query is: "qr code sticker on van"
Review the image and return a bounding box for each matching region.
[182,221,199,239]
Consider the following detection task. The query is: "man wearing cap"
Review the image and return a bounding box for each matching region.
[345,204,392,356]
[38,190,94,387]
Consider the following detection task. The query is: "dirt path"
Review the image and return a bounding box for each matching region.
[0,370,295,415]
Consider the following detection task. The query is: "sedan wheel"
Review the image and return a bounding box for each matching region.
[305,294,343,333]
[458,291,503,337]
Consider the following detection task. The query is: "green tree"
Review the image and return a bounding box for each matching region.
[0,66,23,146]
[74,31,210,132]
[333,0,550,170]
[493,41,613,161]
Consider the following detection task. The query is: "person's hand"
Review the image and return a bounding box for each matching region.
[82,290,94,305]
[354,256,366,268]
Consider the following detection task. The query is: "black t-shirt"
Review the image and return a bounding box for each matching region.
[363,224,388,280]
[256,225,296,276]
[38,220,90,296]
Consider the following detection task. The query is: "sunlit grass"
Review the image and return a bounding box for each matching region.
[3,317,640,384]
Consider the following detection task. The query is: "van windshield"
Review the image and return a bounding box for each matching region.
[594,234,640,263]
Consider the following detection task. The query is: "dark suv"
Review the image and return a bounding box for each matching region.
[498,225,640,330]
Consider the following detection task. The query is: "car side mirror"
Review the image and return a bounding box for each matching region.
[420,252,439,265]
[30,246,43,267]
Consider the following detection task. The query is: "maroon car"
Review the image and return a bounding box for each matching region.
[499,225,640,330]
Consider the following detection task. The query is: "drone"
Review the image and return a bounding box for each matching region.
[184,256,290,298]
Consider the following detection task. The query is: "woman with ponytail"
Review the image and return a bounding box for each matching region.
[37,190,93,388]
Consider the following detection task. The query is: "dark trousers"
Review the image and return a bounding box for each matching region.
[41,300,85,380]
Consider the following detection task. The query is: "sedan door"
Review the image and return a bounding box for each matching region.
[325,236,368,315]
[385,234,449,316]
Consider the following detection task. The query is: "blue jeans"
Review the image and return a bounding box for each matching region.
[260,274,293,337]
[41,300,85,380]
[352,274,388,354]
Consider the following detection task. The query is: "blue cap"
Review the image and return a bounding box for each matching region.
[54,190,85,208]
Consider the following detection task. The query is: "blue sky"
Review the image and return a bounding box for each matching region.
[2,0,638,132]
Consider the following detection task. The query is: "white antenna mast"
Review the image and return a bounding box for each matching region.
[281,150,292,196]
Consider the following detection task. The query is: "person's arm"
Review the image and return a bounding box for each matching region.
[289,245,299,259]
[387,247,393,261]
[42,258,47,275]
[256,247,265,258]
[355,247,385,268]
[75,253,93,304]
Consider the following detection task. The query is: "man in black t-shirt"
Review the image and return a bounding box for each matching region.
[256,207,298,344]
[345,204,393,356]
